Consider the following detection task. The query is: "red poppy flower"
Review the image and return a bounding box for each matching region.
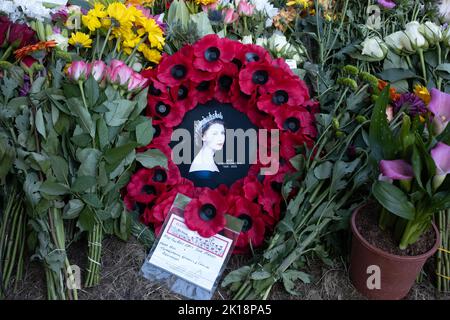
[147,97,184,127]
[126,167,170,203]
[257,78,310,114]
[229,196,265,248]
[192,79,216,105]
[193,34,236,72]
[238,62,277,95]
[279,131,314,160]
[273,107,317,138]
[234,44,271,69]
[169,81,198,111]
[271,57,297,78]
[143,71,169,100]
[157,45,205,86]
[184,189,227,237]
[232,90,257,114]
[214,63,239,103]
[151,182,195,225]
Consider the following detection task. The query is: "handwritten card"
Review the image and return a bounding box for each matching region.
[148,214,233,291]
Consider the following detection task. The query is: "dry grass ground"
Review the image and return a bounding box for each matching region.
[6,236,450,300]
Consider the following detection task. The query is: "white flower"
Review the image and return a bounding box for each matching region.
[384,31,415,54]
[268,31,290,52]
[255,37,267,47]
[1,0,55,22]
[47,33,68,51]
[361,36,388,59]
[241,34,253,44]
[250,0,279,27]
[439,0,450,23]
[443,26,450,47]
[419,21,443,45]
[405,21,429,50]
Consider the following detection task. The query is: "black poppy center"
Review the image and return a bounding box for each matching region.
[153,169,167,183]
[238,214,253,232]
[205,47,220,62]
[177,85,188,100]
[153,125,161,138]
[156,102,170,116]
[141,185,156,195]
[219,75,233,90]
[245,52,260,62]
[196,81,210,91]
[283,117,300,132]
[272,90,289,105]
[149,84,162,96]
[170,64,187,79]
[271,181,282,192]
[252,70,268,85]
[232,58,243,69]
[199,204,217,221]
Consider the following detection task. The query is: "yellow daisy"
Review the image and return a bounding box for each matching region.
[286,0,310,7]
[103,2,134,35]
[68,32,93,48]
[82,3,107,32]
[138,18,165,50]
[139,44,162,64]
[195,0,217,5]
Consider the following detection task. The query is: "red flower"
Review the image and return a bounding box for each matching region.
[271,57,297,78]
[184,189,227,237]
[232,90,257,114]
[169,82,198,111]
[214,63,239,103]
[192,79,216,105]
[157,45,205,86]
[193,34,236,72]
[238,62,277,95]
[229,196,265,248]
[273,107,317,138]
[234,44,271,69]
[147,97,184,127]
[8,21,36,48]
[126,167,170,203]
[257,78,310,114]
[279,131,314,160]
[0,16,11,46]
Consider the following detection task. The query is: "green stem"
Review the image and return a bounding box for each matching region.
[99,26,113,60]
[418,49,427,84]
[125,35,147,65]
[436,43,442,90]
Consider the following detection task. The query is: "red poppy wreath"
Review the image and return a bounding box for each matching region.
[124,34,318,253]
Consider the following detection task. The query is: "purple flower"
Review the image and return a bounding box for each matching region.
[19,75,31,97]
[393,93,427,116]
[380,159,414,180]
[429,88,450,135]
[431,142,450,176]
[377,0,396,9]
[51,9,69,24]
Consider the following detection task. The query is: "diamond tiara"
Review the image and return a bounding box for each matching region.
[194,111,224,136]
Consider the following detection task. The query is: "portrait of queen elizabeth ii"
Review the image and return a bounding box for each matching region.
[188,111,225,186]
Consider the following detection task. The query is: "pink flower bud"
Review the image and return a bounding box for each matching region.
[106,60,134,87]
[67,60,91,82]
[127,72,148,92]
[91,60,106,82]
[223,8,239,24]
[237,0,255,17]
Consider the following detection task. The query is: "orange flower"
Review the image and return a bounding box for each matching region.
[14,40,57,61]
[378,79,400,101]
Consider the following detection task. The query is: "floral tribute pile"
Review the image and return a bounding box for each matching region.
[124,34,318,251]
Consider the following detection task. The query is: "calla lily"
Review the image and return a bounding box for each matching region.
[67,60,91,82]
[379,159,414,180]
[429,88,450,135]
[431,142,450,190]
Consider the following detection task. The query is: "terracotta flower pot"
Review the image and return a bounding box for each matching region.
[349,205,440,300]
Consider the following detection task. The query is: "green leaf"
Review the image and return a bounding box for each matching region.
[435,63,450,80]
[372,181,415,220]
[376,68,417,83]
[77,148,101,177]
[369,86,395,161]
[114,208,131,241]
[136,149,168,169]
[136,120,153,146]
[190,12,214,37]
[71,176,97,193]
[50,155,68,183]
[314,161,333,180]
[78,207,95,232]
[104,143,138,164]
[97,117,109,150]
[35,108,46,139]
[411,145,423,189]
[282,270,312,295]
[84,75,99,107]
[221,266,252,288]
[104,99,136,127]
[81,193,102,208]
[63,199,85,219]
[24,173,42,206]
[68,97,95,138]
[128,88,148,121]
[250,270,271,280]
[40,181,70,196]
